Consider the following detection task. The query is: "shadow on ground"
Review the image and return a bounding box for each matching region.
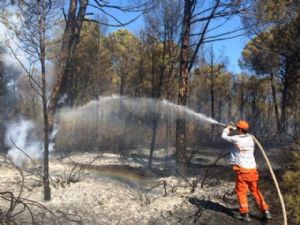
[189,197,234,217]
[187,197,278,225]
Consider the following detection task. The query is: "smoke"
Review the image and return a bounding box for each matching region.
[4,119,42,167]
[4,118,56,167]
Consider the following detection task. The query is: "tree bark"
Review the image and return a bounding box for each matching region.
[280,59,292,133]
[228,89,232,121]
[38,0,51,200]
[135,57,144,97]
[251,89,257,135]
[176,0,195,175]
[270,71,280,132]
[48,0,88,129]
[281,80,288,133]
[209,51,215,143]
[239,83,245,119]
[148,29,167,169]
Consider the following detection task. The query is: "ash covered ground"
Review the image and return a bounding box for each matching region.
[0,147,286,225]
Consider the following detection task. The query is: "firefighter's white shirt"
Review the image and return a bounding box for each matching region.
[221,128,256,169]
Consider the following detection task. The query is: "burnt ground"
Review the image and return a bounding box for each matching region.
[127,145,290,225]
[0,145,293,225]
[80,145,289,225]
[171,167,287,225]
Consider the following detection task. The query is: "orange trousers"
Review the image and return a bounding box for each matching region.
[233,166,269,214]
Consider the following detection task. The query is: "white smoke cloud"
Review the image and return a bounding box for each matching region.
[0,13,30,69]
[5,119,42,167]
[4,118,57,167]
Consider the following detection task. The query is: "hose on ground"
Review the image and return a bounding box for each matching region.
[251,135,287,225]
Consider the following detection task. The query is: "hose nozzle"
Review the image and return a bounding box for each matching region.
[215,122,237,130]
[215,122,226,127]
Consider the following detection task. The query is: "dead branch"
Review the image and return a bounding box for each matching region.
[145,180,168,197]
[51,161,84,189]
[191,2,231,19]
[175,172,202,194]
[200,152,230,188]
[56,210,83,225]
[0,153,83,225]
[0,154,25,199]
[9,138,43,179]
[188,0,221,73]
[0,191,35,225]
[51,154,103,189]
[88,1,153,28]
[202,33,246,44]
[126,185,151,207]
[222,188,235,205]
[206,26,245,39]
[93,1,152,13]
[4,37,43,98]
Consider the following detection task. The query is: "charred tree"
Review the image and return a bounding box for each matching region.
[148,29,167,169]
[176,0,195,174]
[48,1,151,126]
[208,46,216,143]
[48,0,88,129]
[145,1,182,169]
[270,71,280,132]
[37,0,51,200]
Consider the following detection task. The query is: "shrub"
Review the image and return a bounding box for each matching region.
[283,140,300,224]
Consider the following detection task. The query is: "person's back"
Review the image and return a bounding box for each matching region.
[221,130,256,169]
[221,120,272,222]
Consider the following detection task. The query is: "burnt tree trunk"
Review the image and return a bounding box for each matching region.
[281,80,288,133]
[48,0,88,129]
[270,71,280,132]
[38,0,51,200]
[209,53,215,143]
[176,0,194,175]
[228,89,232,121]
[251,89,257,135]
[118,71,126,156]
[280,60,291,133]
[164,39,176,154]
[135,57,144,97]
[148,29,167,169]
[239,83,245,119]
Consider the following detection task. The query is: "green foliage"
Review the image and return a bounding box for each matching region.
[283,143,300,224]
[65,21,115,104]
[106,29,141,96]
[190,63,232,120]
[240,32,280,75]
[240,10,300,134]
[255,0,299,23]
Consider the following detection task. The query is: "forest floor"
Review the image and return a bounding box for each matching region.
[0,146,290,225]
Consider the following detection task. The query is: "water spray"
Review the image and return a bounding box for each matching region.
[214,122,226,127]
[59,95,287,224]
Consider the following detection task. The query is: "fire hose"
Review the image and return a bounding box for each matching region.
[251,135,287,225]
[217,122,287,225]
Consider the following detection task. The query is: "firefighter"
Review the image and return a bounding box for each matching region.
[222,120,272,222]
